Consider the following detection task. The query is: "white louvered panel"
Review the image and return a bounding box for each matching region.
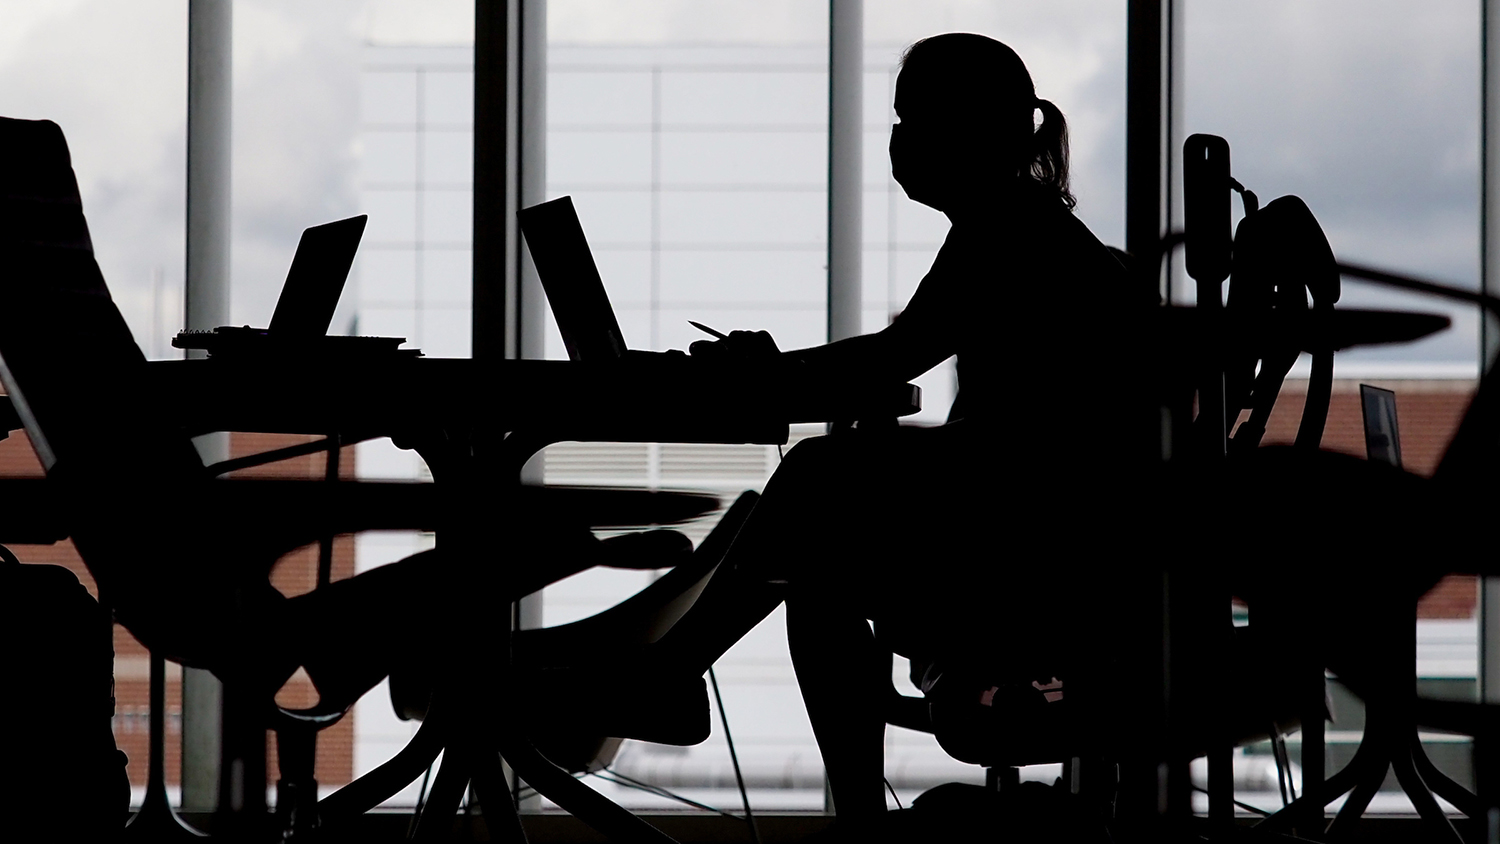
[542,441,651,486]
[658,442,773,488]
[785,423,826,452]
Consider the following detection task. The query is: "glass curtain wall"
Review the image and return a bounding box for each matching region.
[537,1,837,812]
[351,2,475,807]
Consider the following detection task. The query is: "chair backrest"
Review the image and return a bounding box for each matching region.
[0,117,203,480]
[1224,194,1340,451]
[0,117,233,666]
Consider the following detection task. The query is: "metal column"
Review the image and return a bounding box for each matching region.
[518,0,547,367]
[1125,0,1189,828]
[1478,11,1500,822]
[1126,0,1182,304]
[827,0,863,343]
[1481,1,1500,703]
[473,0,545,601]
[181,0,232,814]
[472,0,510,364]
[474,0,545,366]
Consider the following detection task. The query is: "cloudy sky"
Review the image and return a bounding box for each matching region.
[0,0,1481,369]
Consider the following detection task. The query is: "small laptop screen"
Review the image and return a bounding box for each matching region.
[1360,384,1402,469]
[268,215,367,338]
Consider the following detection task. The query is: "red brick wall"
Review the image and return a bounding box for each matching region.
[1257,379,1477,619]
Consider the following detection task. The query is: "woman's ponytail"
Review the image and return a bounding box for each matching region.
[1031,98,1075,210]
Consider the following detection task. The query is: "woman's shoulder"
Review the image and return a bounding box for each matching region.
[945,200,1123,271]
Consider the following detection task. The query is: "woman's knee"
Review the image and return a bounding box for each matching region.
[775,434,868,482]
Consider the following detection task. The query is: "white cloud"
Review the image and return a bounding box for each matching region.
[0,0,187,355]
[230,1,365,328]
[362,0,473,46]
[550,0,823,45]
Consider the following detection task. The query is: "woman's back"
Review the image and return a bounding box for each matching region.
[886,191,1147,469]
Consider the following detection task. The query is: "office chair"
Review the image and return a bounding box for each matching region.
[863,138,1354,837]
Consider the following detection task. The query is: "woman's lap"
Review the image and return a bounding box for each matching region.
[753,424,1128,675]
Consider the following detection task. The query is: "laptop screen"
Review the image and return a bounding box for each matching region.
[1360,384,1402,469]
[518,196,627,362]
[268,214,367,338]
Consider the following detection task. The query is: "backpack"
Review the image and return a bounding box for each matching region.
[1,549,130,840]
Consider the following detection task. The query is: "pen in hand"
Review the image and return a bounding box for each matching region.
[688,320,728,340]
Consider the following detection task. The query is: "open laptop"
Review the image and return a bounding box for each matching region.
[518,196,628,362]
[1360,384,1402,468]
[174,214,410,357]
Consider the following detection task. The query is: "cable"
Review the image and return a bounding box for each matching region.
[1192,785,1270,817]
[592,770,740,819]
[710,664,762,844]
[1270,728,1294,807]
[407,758,437,838]
[884,778,903,810]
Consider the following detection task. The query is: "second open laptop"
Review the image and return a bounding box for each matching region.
[174,215,413,357]
[518,196,628,363]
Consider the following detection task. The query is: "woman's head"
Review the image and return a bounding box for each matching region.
[890,33,1074,213]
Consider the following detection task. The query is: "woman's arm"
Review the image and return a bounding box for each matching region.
[695,230,964,380]
[783,324,943,384]
[783,261,959,383]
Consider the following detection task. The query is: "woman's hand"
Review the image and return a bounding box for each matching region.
[688,329,781,360]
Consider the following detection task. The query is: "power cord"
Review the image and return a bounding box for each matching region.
[1270,727,1296,806]
[590,666,763,844]
[407,758,437,838]
[1192,785,1270,817]
[885,778,903,810]
[592,769,740,819]
[710,665,763,844]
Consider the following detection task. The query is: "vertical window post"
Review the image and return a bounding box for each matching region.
[181,0,232,815]
[1480,0,1500,730]
[828,0,862,345]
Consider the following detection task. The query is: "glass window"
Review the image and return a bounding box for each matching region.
[1183,0,1480,813]
[351,3,475,807]
[539,2,832,812]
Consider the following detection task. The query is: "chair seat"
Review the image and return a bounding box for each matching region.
[925,675,1080,767]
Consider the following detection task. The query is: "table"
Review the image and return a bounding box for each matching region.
[142,350,921,843]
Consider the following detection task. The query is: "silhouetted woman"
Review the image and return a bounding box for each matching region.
[653,33,1150,830]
